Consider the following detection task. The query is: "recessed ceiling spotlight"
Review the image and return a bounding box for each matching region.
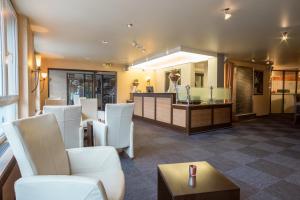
[224,8,232,20]
[127,23,133,28]
[251,58,256,63]
[281,32,288,41]
[102,40,109,44]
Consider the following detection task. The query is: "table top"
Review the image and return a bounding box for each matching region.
[158,161,239,197]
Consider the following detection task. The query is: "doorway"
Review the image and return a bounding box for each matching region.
[271,70,299,113]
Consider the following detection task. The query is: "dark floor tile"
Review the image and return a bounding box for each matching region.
[227,176,259,200]
[278,149,300,160]
[206,155,241,172]
[274,137,300,145]
[226,166,279,189]
[242,135,269,142]
[230,138,257,145]
[248,191,280,200]
[285,172,300,186]
[122,118,300,200]
[247,159,295,178]
[221,151,258,165]
[238,146,271,158]
[290,144,300,152]
[264,154,300,170]
[265,181,300,200]
[251,142,284,153]
[200,144,232,154]
[265,139,294,148]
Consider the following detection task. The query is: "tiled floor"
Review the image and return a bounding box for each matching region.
[120,116,300,200]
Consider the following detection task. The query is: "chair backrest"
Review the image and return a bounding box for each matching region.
[73,95,87,105]
[3,114,70,177]
[80,98,98,120]
[105,103,134,148]
[45,98,66,106]
[43,105,82,148]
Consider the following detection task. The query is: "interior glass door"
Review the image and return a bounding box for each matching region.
[84,74,94,98]
[271,71,284,113]
[284,72,297,113]
[67,73,84,105]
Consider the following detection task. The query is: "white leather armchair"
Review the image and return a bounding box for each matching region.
[3,114,125,200]
[80,98,98,127]
[80,98,105,125]
[43,105,84,148]
[93,103,134,159]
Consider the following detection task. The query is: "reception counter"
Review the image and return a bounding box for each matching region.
[133,93,232,135]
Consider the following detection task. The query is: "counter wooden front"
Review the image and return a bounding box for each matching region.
[133,93,232,135]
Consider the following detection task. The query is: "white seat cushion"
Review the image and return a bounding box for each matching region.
[74,170,125,200]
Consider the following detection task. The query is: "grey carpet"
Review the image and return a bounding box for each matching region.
[120,116,300,200]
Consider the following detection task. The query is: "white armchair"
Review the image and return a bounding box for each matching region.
[3,114,125,200]
[80,98,98,127]
[43,105,84,148]
[73,94,86,106]
[93,103,134,158]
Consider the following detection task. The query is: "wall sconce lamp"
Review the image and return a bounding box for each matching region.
[31,54,47,93]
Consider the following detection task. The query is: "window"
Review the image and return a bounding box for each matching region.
[0,0,18,144]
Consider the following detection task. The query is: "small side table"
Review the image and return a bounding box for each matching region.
[158,161,240,200]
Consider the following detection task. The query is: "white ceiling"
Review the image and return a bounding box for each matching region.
[12,0,300,66]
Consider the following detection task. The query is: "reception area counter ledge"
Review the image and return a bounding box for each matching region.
[133,93,232,135]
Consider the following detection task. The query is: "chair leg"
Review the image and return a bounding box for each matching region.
[125,145,134,159]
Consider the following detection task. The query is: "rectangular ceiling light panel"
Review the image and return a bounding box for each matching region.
[130,51,212,70]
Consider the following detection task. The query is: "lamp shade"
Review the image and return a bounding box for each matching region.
[41,72,47,79]
[35,54,42,67]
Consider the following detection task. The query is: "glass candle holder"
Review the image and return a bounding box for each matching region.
[189,165,197,177]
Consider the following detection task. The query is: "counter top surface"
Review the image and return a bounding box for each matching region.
[133,92,175,94]
[173,102,232,107]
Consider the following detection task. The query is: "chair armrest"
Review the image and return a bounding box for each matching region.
[93,121,108,146]
[15,175,107,200]
[66,146,121,174]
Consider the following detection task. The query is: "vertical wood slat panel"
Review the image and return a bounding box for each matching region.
[143,97,155,119]
[133,96,143,116]
[191,109,212,128]
[172,109,186,127]
[214,107,231,124]
[156,98,171,124]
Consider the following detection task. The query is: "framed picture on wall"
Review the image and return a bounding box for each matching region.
[254,70,264,95]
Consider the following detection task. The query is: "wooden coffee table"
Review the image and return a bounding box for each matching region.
[158,161,240,200]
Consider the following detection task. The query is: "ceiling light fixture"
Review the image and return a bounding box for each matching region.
[102,40,109,44]
[129,46,214,70]
[224,8,232,20]
[281,32,288,41]
[251,58,256,63]
[127,23,133,28]
[132,40,146,53]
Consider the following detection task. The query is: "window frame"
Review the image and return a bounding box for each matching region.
[0,0,19,143]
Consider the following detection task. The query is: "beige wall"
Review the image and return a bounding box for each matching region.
[231,60,271,116]
[153,63,195,92]
[40,58,156,107]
